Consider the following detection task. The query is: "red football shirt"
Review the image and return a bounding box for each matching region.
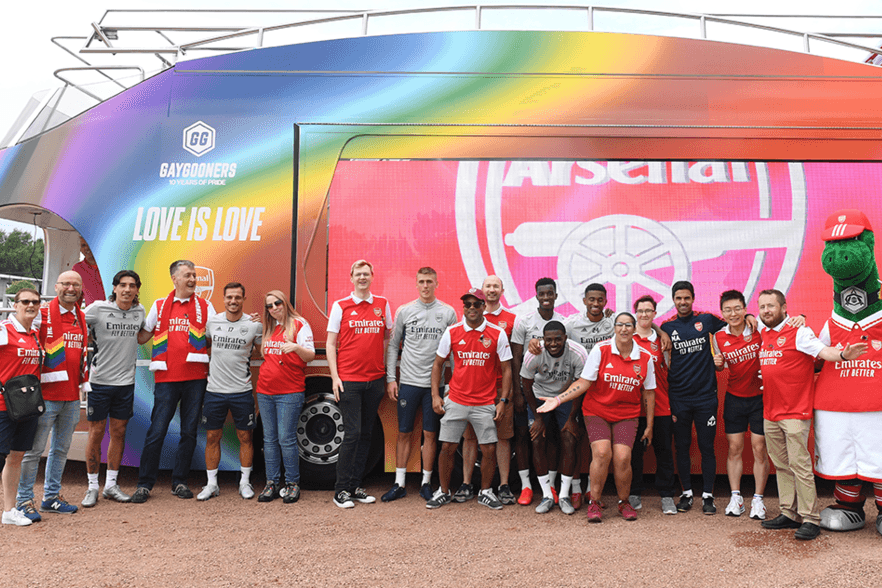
[581,339,656,422]
[633,332,670,418]
[436,319,512,406]
[0,318,41,412]
[257,319,314,395]
[714,326,762,398]
[485,305,516,386]
[38,307,87,402]
[328,293,393,382]
[758,321,825,421]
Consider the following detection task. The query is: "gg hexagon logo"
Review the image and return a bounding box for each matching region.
[183,121,216,157]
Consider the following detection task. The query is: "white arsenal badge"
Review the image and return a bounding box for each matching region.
[650,342,658,352]
[499,321,508,330]
[481,336,492,348]
[840,286,869,314]
[777,336,787,347]
[694,322,703,332]
[633,364,641,375]
[744,333,752,343]
[373,307,382,317]
[873,340,882,351]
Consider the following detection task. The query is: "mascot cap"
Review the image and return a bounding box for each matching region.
[822,209,873,241]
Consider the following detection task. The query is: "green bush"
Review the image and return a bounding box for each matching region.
[6,280,37,296]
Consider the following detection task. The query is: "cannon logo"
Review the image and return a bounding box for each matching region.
[183,121,215,157]
[195,266,214,300]
[455,161,807,318]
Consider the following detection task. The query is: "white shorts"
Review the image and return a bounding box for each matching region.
[814,410,882,483]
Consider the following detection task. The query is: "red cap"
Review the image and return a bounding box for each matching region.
[460,287,486,302]
[822,209,873,241]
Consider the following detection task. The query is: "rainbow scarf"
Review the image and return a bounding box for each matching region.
[40,297,88,386]
[149,290,209,371]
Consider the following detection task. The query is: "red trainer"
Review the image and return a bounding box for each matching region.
[517,487,533,506]
[586,500,602,523]
[551,487,559,504]
[571,492,583,510]
[619,500,638,521]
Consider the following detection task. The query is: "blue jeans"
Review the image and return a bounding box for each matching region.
[257,392,304,484]
[137,379,206,490]
[17,400,80,503]
[335,378,385,493]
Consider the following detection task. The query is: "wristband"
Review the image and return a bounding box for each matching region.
[554,396,561,408]
[840,351,846,361]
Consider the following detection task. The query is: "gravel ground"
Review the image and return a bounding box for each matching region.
[3,462,882,588]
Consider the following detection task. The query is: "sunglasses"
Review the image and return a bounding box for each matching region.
[265,300,284,310]
[18,299,41,306]
[462,301,485,309]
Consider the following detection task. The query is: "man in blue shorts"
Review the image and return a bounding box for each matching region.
[382,267,457,502]
[81,270,146,507]
[197,283,263,501]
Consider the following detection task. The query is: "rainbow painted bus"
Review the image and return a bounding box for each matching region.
[2,6,882,486]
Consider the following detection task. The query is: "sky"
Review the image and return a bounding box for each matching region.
[1,0,881,234]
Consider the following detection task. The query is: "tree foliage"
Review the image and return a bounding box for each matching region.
[0,229,44,278]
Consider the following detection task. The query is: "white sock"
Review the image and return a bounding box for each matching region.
[572,478,582,494]
[702,492,713,499]
[87,473,99,490]
[421,470,432,485]
[560,475,573,498]
[518,469,532,490]
[105,470,119,489]
[207,469,218,486]
[240,466,252,485]
[548,470,558,487]
[732,490,741,496]
[754,494,763,499]
[538,474,553,499]
[395,467,406,487]
[682,489,693,497]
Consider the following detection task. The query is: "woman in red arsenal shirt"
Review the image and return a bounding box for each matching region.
[0,289,43,526]
[538,312,655,522]
[256,290,315,504]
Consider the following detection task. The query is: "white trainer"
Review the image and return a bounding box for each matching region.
[239,483,255,499]
[749,496,766,520]
[197,484,220,501]
[2,509,33,526]
[725,494,745,516]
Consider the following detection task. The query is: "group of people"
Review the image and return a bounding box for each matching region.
[0,256,873,542]
[0,259,318,526]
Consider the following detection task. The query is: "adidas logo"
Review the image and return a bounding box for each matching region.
[458,339,466,345]
[350,311,358,316]
[606,363,614,368]
[108,312,116,318]
[18,338,26,343]
[707,416,716,427]
[671,330,678,336]
[724,341,731,347]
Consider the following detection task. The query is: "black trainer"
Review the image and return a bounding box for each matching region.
[172,484,194,499]
[702,496,716,515]
[795,522,821,540]
[762,514,801,529]
[258,481,279,503]
[676,494,693,512]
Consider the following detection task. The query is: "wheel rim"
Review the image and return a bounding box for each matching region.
[298,392,344,465]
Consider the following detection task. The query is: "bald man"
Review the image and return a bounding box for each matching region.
[16,271,90,520]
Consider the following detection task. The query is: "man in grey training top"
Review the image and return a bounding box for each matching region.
[382,267,457,502]
[81,270,146,507]
[197,282,263,501]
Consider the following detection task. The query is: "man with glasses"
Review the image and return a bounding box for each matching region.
[712,290,769,520]
[427,288,512,510]
[17,271,89,520]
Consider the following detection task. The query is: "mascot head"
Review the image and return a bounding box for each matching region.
[822,209,880,319]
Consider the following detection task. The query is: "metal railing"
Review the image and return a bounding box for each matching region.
[5,5,882,149]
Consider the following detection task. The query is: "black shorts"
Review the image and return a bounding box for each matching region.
[723,393,764,436]
[88,383,135,422]
[201,390,256,430]
[0,410,39,454]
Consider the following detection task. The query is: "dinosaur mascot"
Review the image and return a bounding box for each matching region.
[815,209,882,536]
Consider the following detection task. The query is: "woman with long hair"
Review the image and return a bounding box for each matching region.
[256,290,315,503]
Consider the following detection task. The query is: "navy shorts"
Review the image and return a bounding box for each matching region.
[88,383,135,422]
[0,410,39,454]
[723,393,764,436]
[397,384,439,434]
[201,390,256,431]
[527,400,573,433]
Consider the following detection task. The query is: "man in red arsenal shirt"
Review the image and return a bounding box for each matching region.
[72,237,105,306]
[757,289,866,541]
[457,275,518,505]
[16,271,89,519]
[327,260,393,509]
[712,290,769,520]
[131,260,216,503]
[427,288,512,510]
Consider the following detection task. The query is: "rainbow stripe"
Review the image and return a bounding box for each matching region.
[44,338,66,370]
[189,326,206,351]
[151,331,168,359]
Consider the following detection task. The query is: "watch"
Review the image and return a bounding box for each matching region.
[498,397,509,404]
